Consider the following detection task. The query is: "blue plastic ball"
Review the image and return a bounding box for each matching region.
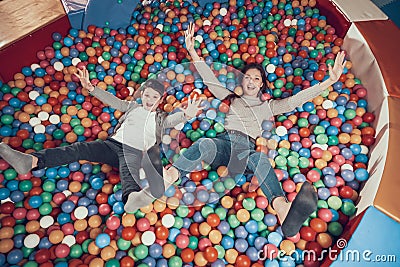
[355,168,369,181]
[95,233,111,249]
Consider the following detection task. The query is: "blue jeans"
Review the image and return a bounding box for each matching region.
[173,132,285,202]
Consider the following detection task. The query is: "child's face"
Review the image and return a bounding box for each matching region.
[242,68,264,97]
[141,88,162,111]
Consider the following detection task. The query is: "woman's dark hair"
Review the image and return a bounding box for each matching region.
[225,63,268,103]
[240,63,268,91]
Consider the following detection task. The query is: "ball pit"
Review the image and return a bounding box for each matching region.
[0,0,376,266]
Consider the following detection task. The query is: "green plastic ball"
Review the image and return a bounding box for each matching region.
[134,244,148,260]
[19,180,33,192]
[223,177,236,190]
[274,155,287,167]
[228,214,240,228]
[258,221,268,232]
[4,169,17,180]
[42,180,56,192]
[39,203,52,215]
[176,205,189,217]
[317,200,329,209]
[215,207,227,220]
[251,208,264,222]
[242,198,256,211]
[174,217,184,229]
[169,256,183,267]
[287,156,299,167]
[188,236,198,249]
[201,206,214,218]
[69,244,83,258]
[22,139,34,149]
[215,245,225,259]
[117,238,131,251]
[23,261,38,267]
[327,196,342,210]
[1,114,14,125]
[341,202,356,216]
[298,118,309,127]
[298,157,310,168]
[105,259,120,267]
[328,221,343,236]
[53,129,65,140]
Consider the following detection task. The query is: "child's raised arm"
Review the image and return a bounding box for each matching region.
[163,95,206,128]
[269,51,346,115]
[185,23,231,100]
[75,67,134,112]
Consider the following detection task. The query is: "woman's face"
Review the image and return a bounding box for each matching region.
[242,68,264,97]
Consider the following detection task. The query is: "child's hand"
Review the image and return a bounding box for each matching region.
[184,22,196,53]
[328,51,346,83]
[182,95,206,119]
[74,67,94,92]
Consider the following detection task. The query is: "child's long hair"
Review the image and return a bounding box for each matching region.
[225,63,268,103]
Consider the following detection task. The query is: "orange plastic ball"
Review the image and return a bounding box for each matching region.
[0,227,14,239]
[316,233,333,248]
[280,240,295,255]
[26,221,40,233]
[217,166,228,177]
[310,218,328,233]
[221,196,234,209]
[88,215,102,228]
[199,222,212,236]
[236,209,250,223]
[49,230,64,244]
[101,246,116,260]
[88,241,100,255]
[74,219,88,231]
[194,252,208,266]
[18,112,30,123]
[225,249,238,264]
[89,258,104,267]
[0,238,14,253]
[162,243,176,258]
[209,230,222,244]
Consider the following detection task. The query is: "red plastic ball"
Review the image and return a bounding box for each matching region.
[300,226,317,241]
[181,248,195,263]
[235,255,251,267]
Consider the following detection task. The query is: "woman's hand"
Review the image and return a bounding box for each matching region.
[328,51,346,84]
[74,66,94,92]
[184,22,203,62]
[182,95,206,119]
[184,22,196,53]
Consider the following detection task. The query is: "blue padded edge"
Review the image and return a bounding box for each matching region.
[331,206,399,266]
[82,0,141,30]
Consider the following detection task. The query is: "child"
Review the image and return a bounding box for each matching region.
[163,23,346,237]
[0,66,204,212]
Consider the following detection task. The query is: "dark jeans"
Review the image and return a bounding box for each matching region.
[173,132,285,202]
[32,138,159,203]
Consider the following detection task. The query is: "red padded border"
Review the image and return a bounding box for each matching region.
[355,20,400,98]
[0,15,70,82]
[316,0,351,38]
